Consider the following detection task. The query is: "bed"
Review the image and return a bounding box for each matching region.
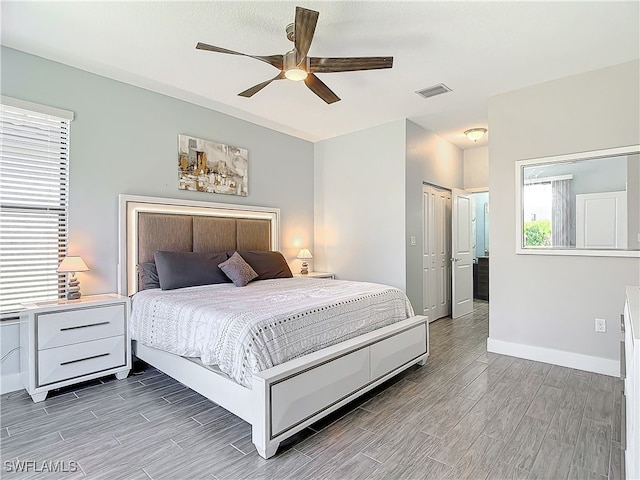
[118,194,428,459]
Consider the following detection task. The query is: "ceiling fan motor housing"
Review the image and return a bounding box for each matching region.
[284,49,309,73]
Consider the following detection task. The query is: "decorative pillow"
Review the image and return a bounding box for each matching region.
[231,251,293,280]
[219,252,258,287]
[154,251,230,290]
[137,262,160,290]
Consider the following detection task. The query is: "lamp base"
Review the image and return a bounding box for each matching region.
[300,261,309,275]
[67,276,81,300]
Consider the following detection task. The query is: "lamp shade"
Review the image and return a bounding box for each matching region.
[297,248,313,260]
[464,128,487,142]
[57,256,89,273]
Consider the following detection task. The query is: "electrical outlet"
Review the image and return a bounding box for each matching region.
[595,318,606,333]
[410,236,417,246]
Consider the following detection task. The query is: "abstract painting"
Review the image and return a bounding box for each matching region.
[178,134,248,196]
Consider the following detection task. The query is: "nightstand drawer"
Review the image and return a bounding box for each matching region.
[37,304,125,350]
[37,336,125,386]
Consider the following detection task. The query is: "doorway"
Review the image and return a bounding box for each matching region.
[471,191,490,301]
[422,186,488,322]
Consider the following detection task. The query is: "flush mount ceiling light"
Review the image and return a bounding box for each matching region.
[464,128,487,142]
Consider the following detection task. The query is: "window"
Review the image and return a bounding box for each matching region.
[0,97,74,320]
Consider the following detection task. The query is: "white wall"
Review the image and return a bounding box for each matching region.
[464,146,489,191]
[405,120,463,312]
[314,120,407,289]
[488,60,640,375]
[0,47,315,392]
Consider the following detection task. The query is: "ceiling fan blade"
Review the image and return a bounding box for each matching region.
[304,73,340,104]
[196,42,283,70]
[310,56,394,73]
[238,71,286,98]
[294,7,319,63]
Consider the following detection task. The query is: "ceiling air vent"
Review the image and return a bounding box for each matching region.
[415,83,452,100]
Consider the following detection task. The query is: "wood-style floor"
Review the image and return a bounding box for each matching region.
[1,300,624,479]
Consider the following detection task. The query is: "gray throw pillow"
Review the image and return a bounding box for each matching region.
[230,251,293,280]
[137,262,160,290]
[154,251,230,290]
[219,252,258,287]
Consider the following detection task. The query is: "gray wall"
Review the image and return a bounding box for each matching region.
[0,47,314,388]
[314,120,407,289]
[464,146,489,191]
[405,120,463,313]
[489,60,640,367]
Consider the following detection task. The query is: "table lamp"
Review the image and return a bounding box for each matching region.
[57,256,89,300]
[297,248,313,275]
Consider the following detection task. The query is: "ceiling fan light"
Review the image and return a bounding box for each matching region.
[464,128,487,142]
[285,68,308,81]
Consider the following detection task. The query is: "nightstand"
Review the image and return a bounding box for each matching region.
[293,272,335,279]
[20,294,131,402]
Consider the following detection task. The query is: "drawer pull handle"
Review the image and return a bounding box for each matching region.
[60,353,110,366]
[60,322,110,332]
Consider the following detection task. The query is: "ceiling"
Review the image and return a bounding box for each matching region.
[2,1,639,149]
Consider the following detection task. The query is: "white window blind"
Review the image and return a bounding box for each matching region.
[0,99,73,319]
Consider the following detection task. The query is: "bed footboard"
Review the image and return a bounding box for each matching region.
[251,315,429,459]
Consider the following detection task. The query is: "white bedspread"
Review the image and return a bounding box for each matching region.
[130,278,414,388]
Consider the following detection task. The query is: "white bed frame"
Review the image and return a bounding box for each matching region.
[118,194,429,458]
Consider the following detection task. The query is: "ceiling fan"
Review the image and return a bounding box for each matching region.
[196,6,393,104]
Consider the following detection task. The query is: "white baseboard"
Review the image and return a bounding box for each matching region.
[487,337,620,377]
[0,373,24,395]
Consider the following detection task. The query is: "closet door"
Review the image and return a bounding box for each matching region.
[423,188,435,319]
[423,185,452,322]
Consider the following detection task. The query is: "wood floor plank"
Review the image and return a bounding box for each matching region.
[487,461,529,480]
[527,437,575,480]
[361,425,439,463]
[428,413,488,466]
[449,361,488,387]
[445,433,504,480]
[572,417,612,476]
[584,383,615,424]
[417,394,478,438]
[568,464,608,480]
[482,395,529,440]
[543,364,571,388]
[545,384,588,445]
[366,453,452,480]
[609,441,623,480]
[499,415,549,472]
[525,384,563,422]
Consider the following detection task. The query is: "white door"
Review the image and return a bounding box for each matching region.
[422,188,434,319]
[452,188,473,318]
[423,186,452,322]
[433,188,451,320]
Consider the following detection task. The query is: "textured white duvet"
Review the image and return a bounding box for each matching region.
[130,277,414,387]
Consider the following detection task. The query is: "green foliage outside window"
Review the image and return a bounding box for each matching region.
[524,220,551,247]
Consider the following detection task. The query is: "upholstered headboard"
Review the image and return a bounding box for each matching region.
[118,195,280,296]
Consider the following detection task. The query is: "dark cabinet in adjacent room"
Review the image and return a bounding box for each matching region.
[475,256,489,301]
